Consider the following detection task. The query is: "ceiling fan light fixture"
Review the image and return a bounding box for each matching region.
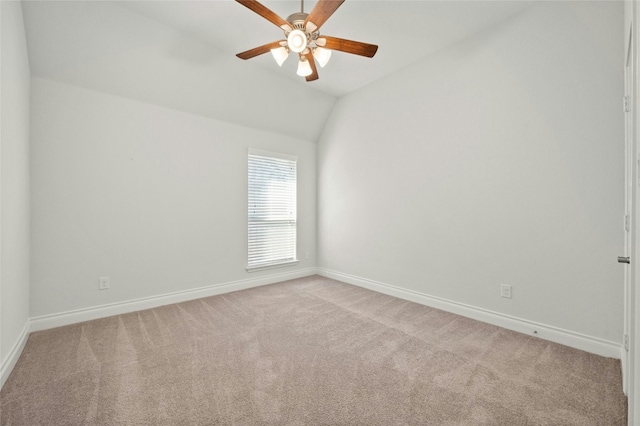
[235,0,379,82]
[270,46,289,66]
[296,58,313,77]
[287,29,308,53]
[314,46,331,67]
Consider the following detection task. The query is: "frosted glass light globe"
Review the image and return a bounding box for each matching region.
[296,58,312,77]
[287,29,307,53]
[270,46,289,66]
[314,47,331,68]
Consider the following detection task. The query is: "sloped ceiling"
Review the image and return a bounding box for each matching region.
[21,0,533,142]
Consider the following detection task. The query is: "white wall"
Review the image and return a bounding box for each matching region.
[1,0,31,370]
[21,1,336,143]
[30,78,316,318]
[318,1,624,343]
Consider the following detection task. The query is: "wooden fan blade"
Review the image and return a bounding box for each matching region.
[321,35,378,58]
[236,0,291,29]
[304,0,345,31]
[305,52,319,82]
[237,40,284,60]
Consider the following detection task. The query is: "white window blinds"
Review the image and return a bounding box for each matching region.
[247,150,297,270]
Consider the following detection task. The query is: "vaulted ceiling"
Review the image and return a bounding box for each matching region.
[21,1,533,141]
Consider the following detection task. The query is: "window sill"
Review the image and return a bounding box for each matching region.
[246,260,299,273]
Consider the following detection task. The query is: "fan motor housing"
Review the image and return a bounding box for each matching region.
[286,12,308,27]
[284,12,318,44]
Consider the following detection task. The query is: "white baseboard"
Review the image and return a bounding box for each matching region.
[622,347,629,395]
[3,267,621,392]
[318,268,623,359]
[1,268,317,390]
[30,268,318,333]
[1,320,30,389]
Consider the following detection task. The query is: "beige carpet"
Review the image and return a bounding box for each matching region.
[0,275,627,425]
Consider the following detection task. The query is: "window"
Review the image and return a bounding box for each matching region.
[247,149,297,271]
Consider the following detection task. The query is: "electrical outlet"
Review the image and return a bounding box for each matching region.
[99,276,110,290]
[501,284,512,299]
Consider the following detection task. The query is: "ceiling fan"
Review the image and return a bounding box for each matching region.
[235,0,378,82]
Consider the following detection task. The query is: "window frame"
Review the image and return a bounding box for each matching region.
[246,148,298,272]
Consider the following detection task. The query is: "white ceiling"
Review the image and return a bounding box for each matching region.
[21,0,534,141]
[114,0,533,97]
